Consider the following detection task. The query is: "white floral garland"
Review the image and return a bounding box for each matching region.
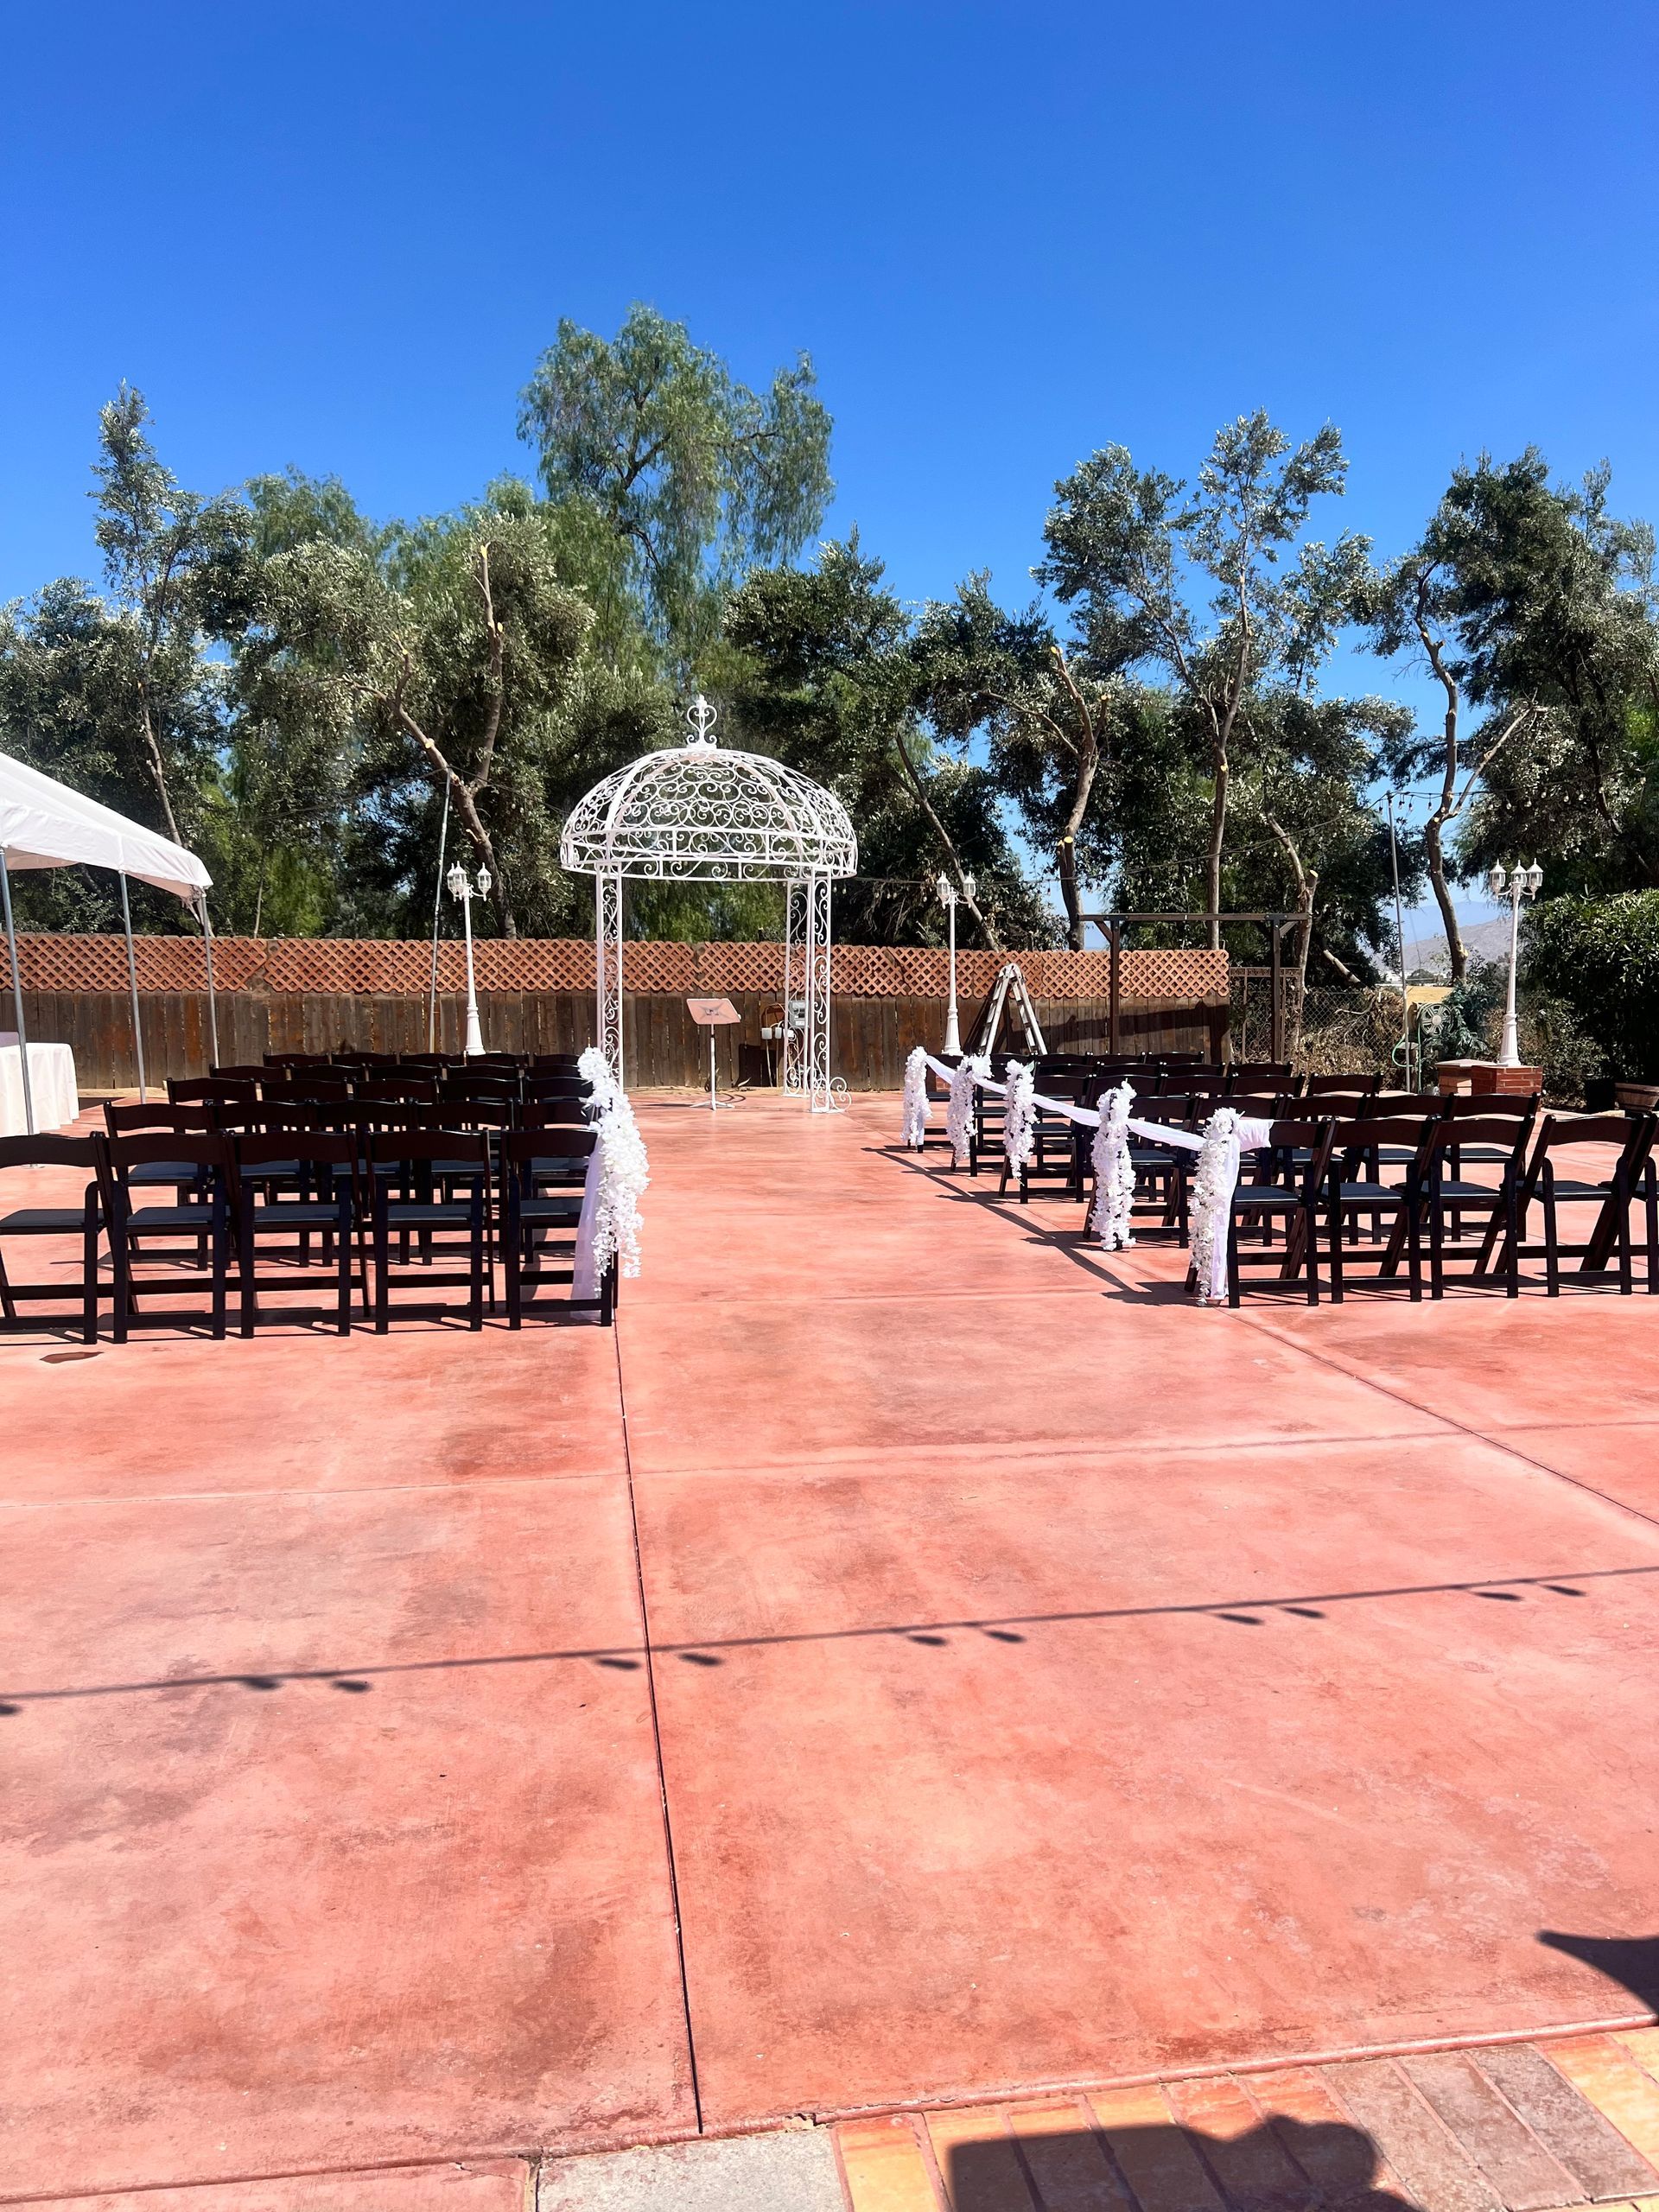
[1090,1080,1137,1247]
[570,1046,648,1282]
[946,1054,990,1166]
[590,1086,648,1281]
[577,1044,618,1117]
[1187,1107,1243,1304]
[1002,1060,1036,1173]
[900,1046,931,1148]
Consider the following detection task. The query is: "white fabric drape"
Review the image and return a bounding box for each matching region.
[906,1058,1277,1301]
[0,1041,79,1135]
[944,1053,989,1166]
[1090,1080,1136,1248]
[1002,1061,1036,1173]
[571,1046,649,1315]
[901,1045,930,1147]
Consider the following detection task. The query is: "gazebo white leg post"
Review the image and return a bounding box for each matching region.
[199,895,219,1069]
[118,868,147,1105]
[1,849,36,1135]
[783,879,808,1095]
[595,872,625,1088]
[807,874,834,1113]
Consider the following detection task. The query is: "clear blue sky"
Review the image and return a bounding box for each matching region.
[3,0,1654,936]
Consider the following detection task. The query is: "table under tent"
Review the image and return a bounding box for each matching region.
[0,751,216,1134]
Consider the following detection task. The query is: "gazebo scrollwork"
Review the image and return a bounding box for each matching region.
[559,698,858,1109]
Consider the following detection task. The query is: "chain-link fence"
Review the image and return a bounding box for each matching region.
[1230,969,1416,1079]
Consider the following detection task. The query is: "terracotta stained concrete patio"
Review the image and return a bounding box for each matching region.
[3,1092,1658,2201]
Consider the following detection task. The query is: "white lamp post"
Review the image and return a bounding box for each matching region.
[1488,860,1542,1067]
[447,859,491,1056]
[938,869,975,1055]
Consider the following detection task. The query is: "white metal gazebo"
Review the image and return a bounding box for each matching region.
[559,697,857,1109]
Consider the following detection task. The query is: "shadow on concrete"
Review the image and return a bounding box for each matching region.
[1539,1929,1659,2012]
[947,2112,1414,2212]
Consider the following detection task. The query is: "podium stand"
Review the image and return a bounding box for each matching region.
[688,998,742,1110]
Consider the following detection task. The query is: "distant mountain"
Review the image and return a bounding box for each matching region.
[1404,915,1516,978]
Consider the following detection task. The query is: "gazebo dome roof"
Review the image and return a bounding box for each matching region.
[559,698,857,885]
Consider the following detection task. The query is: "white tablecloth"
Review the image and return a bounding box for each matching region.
[0,1040,80,1135]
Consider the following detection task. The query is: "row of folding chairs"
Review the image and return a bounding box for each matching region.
[0,1119,612,1344]
[174,1062,588,1117]
[1125,1103,1658,1305]
[261,1051,582,1073]
[961,1063,1373,1185]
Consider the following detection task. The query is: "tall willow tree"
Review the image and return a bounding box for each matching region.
[518,305,834,679]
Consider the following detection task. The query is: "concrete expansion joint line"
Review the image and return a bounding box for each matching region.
[613,1318,705,2136]
[1235,1307,1659,1538]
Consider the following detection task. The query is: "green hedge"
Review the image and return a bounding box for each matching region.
[1522,892,1659,1082]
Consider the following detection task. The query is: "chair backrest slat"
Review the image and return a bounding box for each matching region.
[105,1101,216,1136]
[0,1133,103,1171]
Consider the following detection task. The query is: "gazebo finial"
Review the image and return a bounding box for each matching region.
[685,693,718,747]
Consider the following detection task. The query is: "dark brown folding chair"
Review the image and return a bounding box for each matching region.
[500,1127,612,1325]
[1001,1066,1091,1203]
[0,1134,107,1343]
[1224,1118,1336,1306]
[260,1075,351,1109]
[168,1076,257,1109]
[1500,1113,1659,1295]
[1408,1113,1532,1299]
[231,1132,363,1334]
[1305,1071,1380,1098]
[367,1131,489,1331]
[524,1073,588,1105]
[103,1101,218,1225]
[525,1095,588,1128]
[100,1132,232,1339]
[1127,1096,1198,1239]
[1323,1114,1438,1300]
[354,1075,439,1106]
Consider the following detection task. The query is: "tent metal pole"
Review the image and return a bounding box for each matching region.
[119,870,148,1104]
[0,849,36,1136]
[199,895,219,1068]
[429,779,451,1052]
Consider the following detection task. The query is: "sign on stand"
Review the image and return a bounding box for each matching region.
[687,997,741,1111]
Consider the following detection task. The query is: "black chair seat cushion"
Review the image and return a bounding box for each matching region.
[518,1197,583,1224]
[0,1206,99,1233]
[1548,1177,1615,1199]
[1432,1179,1504,1204]
[1230,1188,1302,1212]
[124,1204,219,1230]
[383,1200,478,1226]
[1335,1179,1402,1205]
[247,1201,346,1229]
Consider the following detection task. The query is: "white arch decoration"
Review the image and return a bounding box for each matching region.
[559,697,858,1110]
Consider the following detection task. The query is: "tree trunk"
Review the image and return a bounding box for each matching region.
[1288,877,1316,1060]
[893,729,1004,953]
[1057,835,1084,952]
[137,695,185,851]
[1423,812,1464,983]
[1050,649,1105,954]
[1205,747,1229,950]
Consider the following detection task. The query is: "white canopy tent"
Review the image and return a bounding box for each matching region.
[0,750,216,1133]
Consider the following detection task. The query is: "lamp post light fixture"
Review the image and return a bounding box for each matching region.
[938,870,975,1055]
[447,859,492,1056]
[1488,860,1542,1068]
